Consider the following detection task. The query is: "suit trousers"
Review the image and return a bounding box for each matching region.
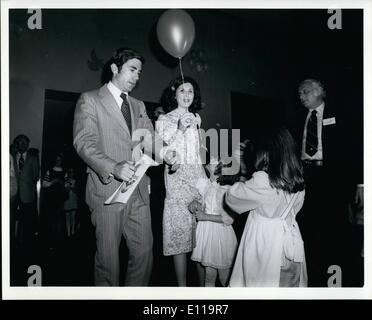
[298,164,348,287]
[92,187,153,286]
[18,201,38,246]
[10,196,18,243]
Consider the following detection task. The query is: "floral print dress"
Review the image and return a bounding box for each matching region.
[156,109,206,256]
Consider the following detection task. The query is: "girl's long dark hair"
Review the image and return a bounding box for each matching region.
[254,126,304,193]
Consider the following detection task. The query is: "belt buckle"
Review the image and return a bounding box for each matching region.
[314,160,323,166]
[303,160,323,167]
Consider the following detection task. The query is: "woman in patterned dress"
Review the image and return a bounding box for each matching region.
[156,76,206,286]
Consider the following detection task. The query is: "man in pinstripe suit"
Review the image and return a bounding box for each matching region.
[73,48,175,286]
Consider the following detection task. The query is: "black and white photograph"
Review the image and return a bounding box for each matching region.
[1,0,370,301]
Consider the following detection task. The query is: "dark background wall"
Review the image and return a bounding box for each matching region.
[9,9,363,161]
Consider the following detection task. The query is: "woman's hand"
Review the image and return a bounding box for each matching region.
[178,113,196,133]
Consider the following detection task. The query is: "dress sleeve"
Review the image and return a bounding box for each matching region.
[225,171,271,214]
[195,178,211,197]
[214,185,234,225]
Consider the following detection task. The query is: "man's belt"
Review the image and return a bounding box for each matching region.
[302,159,323,167]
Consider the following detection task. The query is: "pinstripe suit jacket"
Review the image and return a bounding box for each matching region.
[73,84,154,212]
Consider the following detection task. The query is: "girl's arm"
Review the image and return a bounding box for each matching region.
[196,211,224,224]
[189,200,223,223]
[196,210,234,225]
[225,171,270,214]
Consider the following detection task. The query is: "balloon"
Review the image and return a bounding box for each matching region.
[196,62,203,72]
[157,9,195,59]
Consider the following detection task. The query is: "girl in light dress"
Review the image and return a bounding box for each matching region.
[226,126,307,287]
[189,159,239,286]
[64,167,79,238]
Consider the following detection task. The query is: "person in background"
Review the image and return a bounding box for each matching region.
[10,145,18,245]
[42,153,66,249]
[64,167,79,238]
[153,106,165,121]
[294,78,352,286]
[12,134,40,246]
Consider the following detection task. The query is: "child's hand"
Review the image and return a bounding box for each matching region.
[188,200,202,215]
[195,210,205,221]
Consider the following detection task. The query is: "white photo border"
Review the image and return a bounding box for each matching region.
[1,0,371,300]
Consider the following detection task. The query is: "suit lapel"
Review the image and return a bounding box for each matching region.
[323,103,336,121]
[98,85,131,136]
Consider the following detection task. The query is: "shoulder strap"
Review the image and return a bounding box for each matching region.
[281,192,299,220]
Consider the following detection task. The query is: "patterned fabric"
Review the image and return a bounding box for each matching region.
[306,110,318,156]
[18,154,25,171]
[73,84,155,285]
[120,93,132,134]
[156,109,206,256]
[163,164,205,255]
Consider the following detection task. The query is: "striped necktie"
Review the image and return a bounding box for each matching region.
[120,93,132,134]
[305,110,318,156]
[19,153,25,171]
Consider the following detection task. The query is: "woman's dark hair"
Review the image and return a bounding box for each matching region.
[161,76,202,114]
[52,152,65,168]
[13,134,30,145]
[101,47,145,84]
[254,126,304,193]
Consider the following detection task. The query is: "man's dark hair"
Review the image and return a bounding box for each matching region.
[13,134,30,145]
[101,47,145,84]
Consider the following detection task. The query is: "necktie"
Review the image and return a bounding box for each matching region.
[120,93,132,134]
[19,153,25,171]
[305,110,318,156]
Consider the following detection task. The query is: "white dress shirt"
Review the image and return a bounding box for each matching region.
[16,151,27,170]
[107,81,128,110]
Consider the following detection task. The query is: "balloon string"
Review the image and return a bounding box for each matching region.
[179,57,184,83]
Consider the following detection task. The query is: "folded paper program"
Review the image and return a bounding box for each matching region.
[105,154,159,205]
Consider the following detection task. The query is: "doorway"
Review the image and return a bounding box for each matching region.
[230,91,285,142]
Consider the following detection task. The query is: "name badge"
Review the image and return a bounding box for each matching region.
[323,117,336,126]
